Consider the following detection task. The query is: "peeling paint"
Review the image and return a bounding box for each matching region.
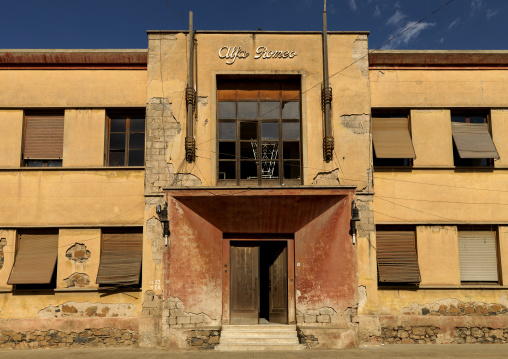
[39,302,135,319]
[358,285,367,310]
[65,243,91,263]
[341,114,369,134]
[312,168,340,185]
[63,272,91,288]
[401,298,508,317]
[0,237,6,270]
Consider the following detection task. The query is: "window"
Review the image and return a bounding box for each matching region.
[217,77,301,185]
[23,112,64,167]
[8,230,58,290]
[106,112,145,166]
[376,226,421,285]
[451,112,499,167]
[96,228,142,288]
[458,229,499,284]
[372,111,415,167]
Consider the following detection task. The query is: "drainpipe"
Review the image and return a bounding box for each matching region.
[185,11,196,162]
[322,1,334,162]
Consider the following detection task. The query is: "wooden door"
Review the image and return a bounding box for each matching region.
[269,244,288,324]
[230,244,259,324]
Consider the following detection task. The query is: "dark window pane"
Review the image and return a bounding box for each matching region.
[47,160,62,167]
[240,161,258,179]
[469,116,486,123]
[128,150,144,166]
[261,122,279,140]
[283,161,300,179]
[110,133,126,150]
[238,102,258,119]
[282,122,300,140]
[26,160,44,167]
[219,122,236,140]
[109,151,125,166]
[260,142,279,160]
[219,161,236,180]
[260,102,280,119]
[219,142,236,159]
[451,116,467,123]
[283,142,300,159]
[129,133,145,150]
[282,101,300,119]
[218,102,236,119]
[240,122,257,140]
[240,142,257,159]
[261,160,279,179]
[110,117,127,132]
[130,118,145,132]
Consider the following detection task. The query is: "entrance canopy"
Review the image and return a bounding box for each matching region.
[165,187,355,233]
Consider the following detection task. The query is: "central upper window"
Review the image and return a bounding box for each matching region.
[217,77,301,186]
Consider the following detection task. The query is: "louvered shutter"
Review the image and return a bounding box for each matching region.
[372,118,416,159]
[8,233,58,284]
[451,123,499,159]
[377,231,421,284]
[23,115,64,159]
[458,231,498,282]
[97,231,142,286]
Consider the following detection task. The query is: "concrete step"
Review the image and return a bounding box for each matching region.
[215,343,305,351]
[220,336,300,344]
[221,332,297,338]
[221,324,296,331]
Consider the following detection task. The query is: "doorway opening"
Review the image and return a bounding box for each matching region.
[230,240,288,325]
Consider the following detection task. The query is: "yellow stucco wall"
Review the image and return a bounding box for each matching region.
[147,32,371,188]
[410,109,453,167]
[0,170,144,226]
[0,110,23,167]
[0,70,146,108]
[370,69,508,108]
[63,109,106,167]
[416,226,460,286]
[491,109,508,168]
[499,226,508,286]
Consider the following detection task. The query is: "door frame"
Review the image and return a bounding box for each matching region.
[222,237,295,325]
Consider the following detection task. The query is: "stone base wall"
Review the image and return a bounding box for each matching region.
[381,326,441,344]
[0,328,137,349]
[453,327,508,344]
[186,330,220,350]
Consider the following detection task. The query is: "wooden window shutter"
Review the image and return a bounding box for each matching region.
[372,118,416,159]
[8,233,58,284]
[23,114,64,159]
[451,123,500,159]
[458,231,498,282]
[97,230,142,286]
[377,231,421,284]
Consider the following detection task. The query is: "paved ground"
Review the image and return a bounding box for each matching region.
[0,345,507,359]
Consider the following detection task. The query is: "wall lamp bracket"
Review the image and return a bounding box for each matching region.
[156,203,170,247]
[350,200,360,245]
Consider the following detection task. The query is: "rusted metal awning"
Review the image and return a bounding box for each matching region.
[8,233,58,284]
[451,123,500,159]
[372,118,416,159]
[24,115,64,159]
[376,231,421,284]
[96,231,142,286]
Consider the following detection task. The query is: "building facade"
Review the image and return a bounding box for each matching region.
[0,31,507,350]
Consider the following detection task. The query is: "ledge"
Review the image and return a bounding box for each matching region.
[379,285,508,290]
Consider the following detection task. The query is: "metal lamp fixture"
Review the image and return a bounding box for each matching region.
[350,201,360,245]
[156,203,170,246]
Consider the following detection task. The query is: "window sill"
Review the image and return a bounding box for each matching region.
[0,166,145,172]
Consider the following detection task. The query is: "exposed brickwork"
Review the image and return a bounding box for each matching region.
[357,195,374,237]
[186,330,220,350]
[163,296,215,328]
[63,272,91,288]
[296,307,336,324]
[402,300,508,317]
[453,327,508,344]
[142,290,163,317]
[0,237,5,269]
[39,302,134,318]
[312,169,340,185]
[0,328,138,349]
[381,326,441,344]
[65,243,91,263]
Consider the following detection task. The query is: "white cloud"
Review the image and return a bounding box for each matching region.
[373,5,381,18]
[448,17,460,30]
[438,37,445,44]
[383,20,436,49]
[349,0,357,11]
[395,0,401,9]
[486,8,499,20]
[470,0,483,17]
[386,10,407,27]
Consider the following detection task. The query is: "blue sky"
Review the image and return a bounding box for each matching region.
[0,0,507,50]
